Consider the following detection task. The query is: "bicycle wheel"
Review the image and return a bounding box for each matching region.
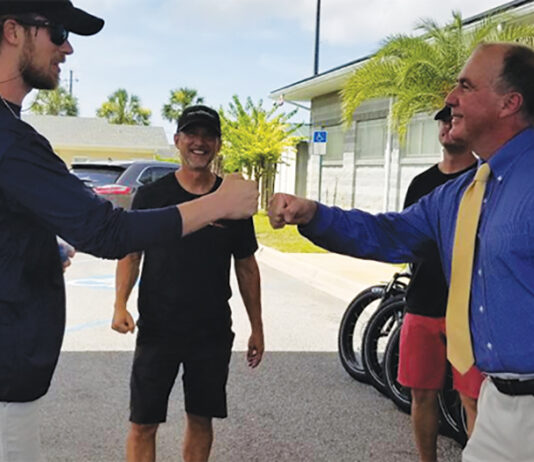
[338,285,387,382]
[362,295,406,395]
[437,366,468,447]
[384,323,412,414]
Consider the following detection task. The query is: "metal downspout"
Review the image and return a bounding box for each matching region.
[383,98,394,212]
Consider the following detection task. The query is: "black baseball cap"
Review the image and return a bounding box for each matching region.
[177,105,221,136]
[434,106,452,122]
[0,0,104,36]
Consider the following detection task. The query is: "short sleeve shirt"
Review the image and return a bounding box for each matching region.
[133,173,258,336]
[403,163,475,317]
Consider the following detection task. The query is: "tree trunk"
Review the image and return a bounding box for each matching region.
[259,161,277,211]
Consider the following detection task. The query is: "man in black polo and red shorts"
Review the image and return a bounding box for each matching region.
[398,106,484,462]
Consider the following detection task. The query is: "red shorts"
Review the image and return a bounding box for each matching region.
[397,313,484,399]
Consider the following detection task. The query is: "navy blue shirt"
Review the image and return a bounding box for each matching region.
[300,128,534,375]
[0,102,182,401]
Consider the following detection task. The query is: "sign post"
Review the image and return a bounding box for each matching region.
[312,130,327,200]
[312,130,327,155]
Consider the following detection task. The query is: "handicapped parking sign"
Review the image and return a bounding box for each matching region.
[313,130,328,143]
[313,130,327,155]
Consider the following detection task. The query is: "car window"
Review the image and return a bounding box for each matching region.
[71,167,125,187]
[138,167,176,185]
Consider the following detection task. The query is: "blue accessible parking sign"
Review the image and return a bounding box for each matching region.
[313,130,328,143]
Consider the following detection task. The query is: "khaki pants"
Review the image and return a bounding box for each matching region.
[0,399,43,462]
[463,378,534,462]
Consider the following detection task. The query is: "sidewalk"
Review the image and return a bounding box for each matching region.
[256,245,399,304]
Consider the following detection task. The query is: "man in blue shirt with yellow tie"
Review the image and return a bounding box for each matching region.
[269,42,534,461]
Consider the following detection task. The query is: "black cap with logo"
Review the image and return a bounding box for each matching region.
[0,0,104,35]
[177,105,221,136]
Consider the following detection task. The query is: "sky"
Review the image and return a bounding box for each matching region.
[42,0,511,140]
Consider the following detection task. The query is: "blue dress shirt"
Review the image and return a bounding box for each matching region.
[300,128,534,375]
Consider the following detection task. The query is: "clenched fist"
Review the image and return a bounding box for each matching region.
[268,193,317,229]
[217,173,259,219]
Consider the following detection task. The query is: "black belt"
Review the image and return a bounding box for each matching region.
[491,377,534,396]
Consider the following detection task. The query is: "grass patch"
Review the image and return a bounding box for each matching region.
[253,212,327,253]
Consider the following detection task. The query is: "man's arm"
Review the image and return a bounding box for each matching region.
[234,255,264,368]
[268,193,435,264]
[112,252,142,334]
[0,141,258,258]
[179,173,259,236]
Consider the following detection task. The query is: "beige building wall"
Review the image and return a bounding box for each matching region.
[55,146,176,166]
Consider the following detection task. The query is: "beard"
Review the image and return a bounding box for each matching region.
[442,141,469,155]
[19,34,59,90]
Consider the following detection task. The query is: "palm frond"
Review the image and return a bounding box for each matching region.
[341,9,534,140]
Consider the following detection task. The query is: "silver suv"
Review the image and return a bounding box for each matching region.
[71,160,178,209]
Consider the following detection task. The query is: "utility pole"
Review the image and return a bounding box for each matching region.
[314,0,322,200]
[68,70,74,96]
[314,0,321,75]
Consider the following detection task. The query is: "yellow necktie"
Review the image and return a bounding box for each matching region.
[446,163,491,374]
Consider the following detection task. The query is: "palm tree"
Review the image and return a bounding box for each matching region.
[31,86,78,116]
[96,88,151,126]
[161,87,204,124]
[342,11,534,140]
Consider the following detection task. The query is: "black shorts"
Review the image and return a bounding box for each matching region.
[129,329,234,424]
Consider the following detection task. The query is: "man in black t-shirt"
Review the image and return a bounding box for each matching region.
[112,105,264,462]
[397,106,483,462]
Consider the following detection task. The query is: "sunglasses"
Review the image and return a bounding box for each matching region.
[14,18,69,46]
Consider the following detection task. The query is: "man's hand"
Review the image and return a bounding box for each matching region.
[112,305,136,334]
[247,330,264,368]
[58,241,76,272]
[216,173,259,219]
[268,193,317,229]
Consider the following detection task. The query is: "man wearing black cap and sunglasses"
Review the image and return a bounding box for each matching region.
[0,2,258,461]
[113,104,264,462]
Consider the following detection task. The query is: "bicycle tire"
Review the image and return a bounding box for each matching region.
[437,366,468,447]
[337,284,387,382]
[362,295,406,395]
[384,323,412,414]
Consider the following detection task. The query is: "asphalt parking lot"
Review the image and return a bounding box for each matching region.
[40,254,461,461]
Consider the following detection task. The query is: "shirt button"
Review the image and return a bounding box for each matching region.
[487,342,493,350]
[483,198,488,204]
[497,176,503,182]
[479,305,484,313]
[478,269,483,277]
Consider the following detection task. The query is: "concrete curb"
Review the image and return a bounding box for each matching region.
[256,245,368,304]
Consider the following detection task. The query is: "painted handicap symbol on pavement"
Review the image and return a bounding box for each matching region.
[67,275,138,290]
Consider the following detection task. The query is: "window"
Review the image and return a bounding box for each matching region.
[138,167,176,185]
[322,125,344,161]
[402,116,441,157]
[70,166,125,187]
[355,118,387,160]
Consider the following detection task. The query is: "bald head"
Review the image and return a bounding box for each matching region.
[471,43,534,124]
[494,43,534,124]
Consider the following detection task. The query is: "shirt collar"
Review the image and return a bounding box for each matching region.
[486,127,534,180]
